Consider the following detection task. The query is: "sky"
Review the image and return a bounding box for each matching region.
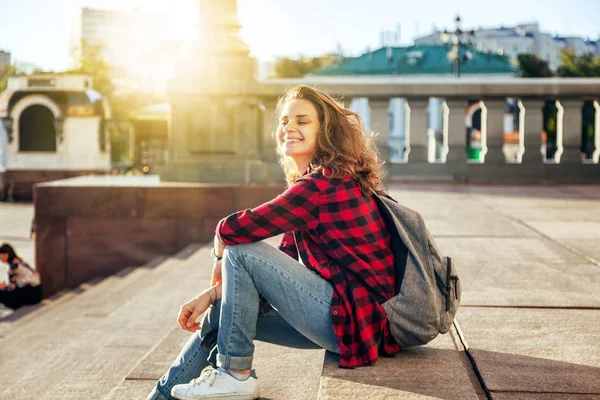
[0,0,599,71]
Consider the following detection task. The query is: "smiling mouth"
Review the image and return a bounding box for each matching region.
[284,139,304,145]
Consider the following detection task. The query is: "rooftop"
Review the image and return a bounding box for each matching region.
[313,45,516,76]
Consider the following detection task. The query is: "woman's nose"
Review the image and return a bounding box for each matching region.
[283,121,296,133]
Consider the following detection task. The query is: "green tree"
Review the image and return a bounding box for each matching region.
[516,54,554,77]
[0,63,17,93]
[65,41,166,164]
[556,49,600,77]
[273,54,339,78]
[67,41,115,99]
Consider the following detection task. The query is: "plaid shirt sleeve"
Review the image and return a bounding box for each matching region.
[216,177,320,245]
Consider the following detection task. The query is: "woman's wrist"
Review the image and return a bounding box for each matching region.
[201,284,221,305]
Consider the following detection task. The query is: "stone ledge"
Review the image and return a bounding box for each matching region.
[318,331,480,400]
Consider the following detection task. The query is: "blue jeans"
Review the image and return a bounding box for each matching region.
[147,242,340,400]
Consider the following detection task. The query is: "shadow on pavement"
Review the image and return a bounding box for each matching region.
[321,347,600,399]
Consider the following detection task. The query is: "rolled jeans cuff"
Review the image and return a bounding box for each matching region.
[216,353,253,370]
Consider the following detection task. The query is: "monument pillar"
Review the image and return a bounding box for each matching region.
[161,0,269,183]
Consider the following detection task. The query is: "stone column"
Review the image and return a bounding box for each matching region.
[162,0,264,183]
[482,99,506,164]
[520,99,545,164]
[558,99,583,163]
[405,98,429,163]
[261,99,279,162]
[444,98,468,164]
[369,99,390,162]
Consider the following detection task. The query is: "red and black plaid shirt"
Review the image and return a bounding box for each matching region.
[216,169,400,367]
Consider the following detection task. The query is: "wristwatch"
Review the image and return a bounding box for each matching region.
[210,247,223,263]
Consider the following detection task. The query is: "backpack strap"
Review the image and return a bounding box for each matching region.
[371,192,409,295]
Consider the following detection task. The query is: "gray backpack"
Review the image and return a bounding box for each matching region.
[373,193,461,348]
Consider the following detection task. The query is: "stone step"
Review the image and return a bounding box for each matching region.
[0,244,210,400]
[0,253,169,341]
[109,325,325,400]
[0,289,80,338]
[317,324,483,400]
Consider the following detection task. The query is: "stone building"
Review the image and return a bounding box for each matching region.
[0,74,110,200]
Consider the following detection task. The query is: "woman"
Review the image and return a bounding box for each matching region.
[0,243,42,310]
[148,85,399,400]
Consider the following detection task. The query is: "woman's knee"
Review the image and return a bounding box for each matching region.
[224,242,264,259]
[223,242,269,271]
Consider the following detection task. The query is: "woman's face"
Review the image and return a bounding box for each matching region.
[0,253,8,263]
[277,99,321,171]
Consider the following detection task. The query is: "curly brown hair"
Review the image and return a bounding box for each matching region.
[275,85,384,195]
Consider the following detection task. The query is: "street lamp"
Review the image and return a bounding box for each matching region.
[441,15,476,78]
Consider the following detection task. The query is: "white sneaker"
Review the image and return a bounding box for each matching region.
[171,367,260,400]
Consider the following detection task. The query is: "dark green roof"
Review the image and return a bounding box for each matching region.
[313,45,516,76]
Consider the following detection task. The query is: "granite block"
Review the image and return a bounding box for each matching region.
[144,186,235,219]
[36,186,147,219]
[35,218,66,297]
[65,218,178,287]
[233,185,286,210]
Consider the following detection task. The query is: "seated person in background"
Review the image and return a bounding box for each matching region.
[0,243,42,310]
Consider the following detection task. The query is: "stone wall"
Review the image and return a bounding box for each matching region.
[34,176,284,297]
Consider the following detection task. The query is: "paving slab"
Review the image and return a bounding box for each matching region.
[460,262,600,307]
[104,379,158,400]
[435,238,587,291]
[425,215,537,238]
[562,239,600,264]
[386,190,490,218]
[0,246,211,399]
[129,326,325,400]
[522,221,600,240]
[318,332,479,400]
[493,393,600,400]
[458,308,600,395]
[487,205,600,222]
[38,347,149,400]
[253,341,325,400]
[0,202,34,239]
[128,326,191,380]
[0,203,35,287]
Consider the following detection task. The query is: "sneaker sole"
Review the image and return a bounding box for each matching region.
[172,391,260,400]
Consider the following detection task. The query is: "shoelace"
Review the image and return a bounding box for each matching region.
[190,366,220,387]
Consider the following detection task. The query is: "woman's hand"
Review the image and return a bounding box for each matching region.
[177,292,212,332]
[0,282,6,290]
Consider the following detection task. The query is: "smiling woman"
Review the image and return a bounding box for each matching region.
[277,99,320,174]
[147,85,398,400]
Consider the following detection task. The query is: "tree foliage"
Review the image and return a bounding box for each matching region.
[66,41,115,103]
[65,40,165,163]
[556,49,600,77]
[516,54,554,77]
[273,55,339,78]
[0,63,17,93]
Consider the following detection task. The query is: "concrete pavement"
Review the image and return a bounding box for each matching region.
[0,184,599,399]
